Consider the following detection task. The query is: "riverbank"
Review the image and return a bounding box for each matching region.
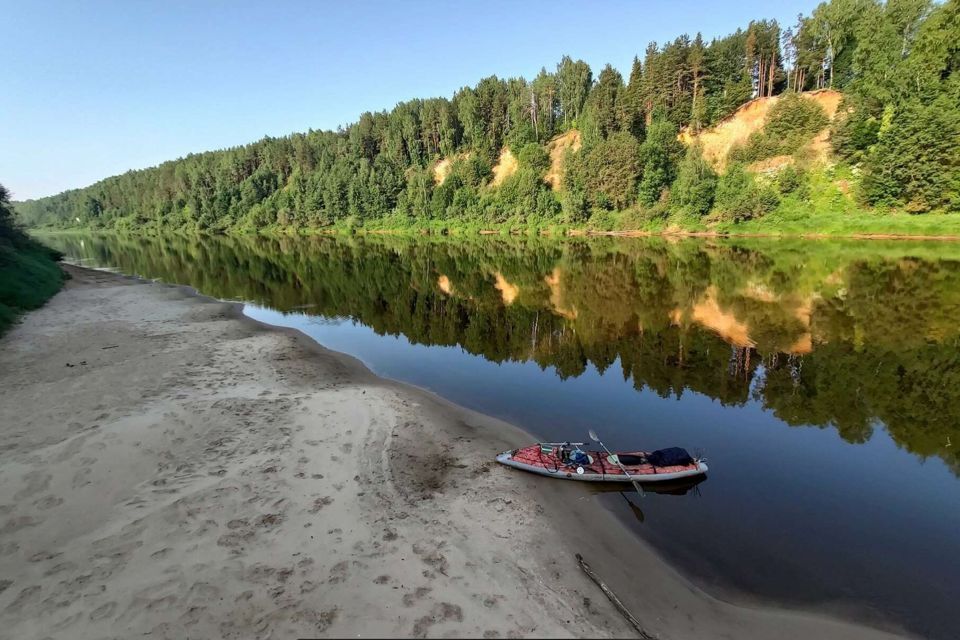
[0,265,909,639]
[0,225,64,336]
[32,205,960,242]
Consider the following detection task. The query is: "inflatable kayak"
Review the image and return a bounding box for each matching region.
[496,442,707,483]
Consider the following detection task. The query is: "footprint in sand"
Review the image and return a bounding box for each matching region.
[481,594,506,608]
[255,513,284,528]
[0,517,42,536]
[327,561,349,584]
[4,585,41,613]
[14,471,51,500]
[28,550,61,562]
[402,586,432,606]
[411,602,464,637]
[43,561,78,581]
[53,611,86,630]
[33,495,64,510]
[71,468,92,489]
[314,607,339,632]
[145,595,177,611]
[186,581,220,601]
[412,542,449,576]
[89,601,117,621]
[310,496,334,513]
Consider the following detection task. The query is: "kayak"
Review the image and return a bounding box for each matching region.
[496,442,708,483]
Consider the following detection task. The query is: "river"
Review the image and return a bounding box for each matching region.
[42,231,960,639]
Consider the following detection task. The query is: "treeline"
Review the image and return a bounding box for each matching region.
[0,183,63,333]
[15,0,960,231]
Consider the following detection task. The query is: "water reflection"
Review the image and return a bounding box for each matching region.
[41,231,960,639]
[44,232,960,475]
[595,476,706,524]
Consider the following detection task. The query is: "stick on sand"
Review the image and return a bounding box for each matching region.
[576,553,656,639]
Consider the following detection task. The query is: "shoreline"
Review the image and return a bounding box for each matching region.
[0,264,910,639]
[32,225,960,243]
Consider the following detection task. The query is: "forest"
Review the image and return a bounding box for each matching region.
[15,0,960,234]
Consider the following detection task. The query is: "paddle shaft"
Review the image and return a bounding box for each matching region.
[593,438,643,495]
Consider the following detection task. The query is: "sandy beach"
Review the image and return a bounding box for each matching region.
[0,265,909,639]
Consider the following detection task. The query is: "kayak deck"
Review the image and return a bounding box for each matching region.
[497,443,707,483]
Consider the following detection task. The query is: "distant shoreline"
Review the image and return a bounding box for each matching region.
[32,221,960,242]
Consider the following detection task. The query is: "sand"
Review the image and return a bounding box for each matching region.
[683,89,843,171]
[490,148,518,187]
[0,265,910,639]
[545,130,582,191]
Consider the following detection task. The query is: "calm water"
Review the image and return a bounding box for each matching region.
[44,232,960,638]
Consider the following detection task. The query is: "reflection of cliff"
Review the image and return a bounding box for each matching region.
[46,232,960,474]
[494,272,518,305]
[691,287,754,348]
[544,268,576,319]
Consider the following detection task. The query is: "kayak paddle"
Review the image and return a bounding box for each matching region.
[589,429,644,497]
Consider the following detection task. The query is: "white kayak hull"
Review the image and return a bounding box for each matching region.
[496,450,708,483]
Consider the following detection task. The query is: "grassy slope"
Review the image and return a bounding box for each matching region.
[713,168,960,238]
[0,236,65,334]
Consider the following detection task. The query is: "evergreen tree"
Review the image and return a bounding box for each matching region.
[588,64,626,140]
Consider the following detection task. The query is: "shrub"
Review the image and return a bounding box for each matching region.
[671,145,717,216]
[713,164,780,222]
[831,98,880,163]
[730,93,829,163]
[518,143,550,174]
[776,164,810,199]
[0,184,65,334]
[638,119,683,205]
[765,92,830,141]
[581,133,642,210]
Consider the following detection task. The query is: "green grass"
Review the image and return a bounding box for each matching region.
[712,167,960,237]
[0,237,65,335]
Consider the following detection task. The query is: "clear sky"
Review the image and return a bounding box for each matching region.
[3,0,815,201]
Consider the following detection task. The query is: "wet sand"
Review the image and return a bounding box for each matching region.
[0,265,910,639]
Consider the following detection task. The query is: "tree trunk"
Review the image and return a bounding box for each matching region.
[530,90,539,140]
[757,57,764,98]
[767,54,776,97]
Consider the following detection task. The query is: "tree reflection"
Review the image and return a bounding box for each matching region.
[46,232,960,474]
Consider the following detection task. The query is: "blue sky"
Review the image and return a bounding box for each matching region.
[4,0,814,200]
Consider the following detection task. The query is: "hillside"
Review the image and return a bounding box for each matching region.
[13,0,960,235]
[682,90,842,171]
[545,130,582,190]
[0,184,63,334]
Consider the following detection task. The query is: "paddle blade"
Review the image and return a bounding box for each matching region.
[588,429,599,442]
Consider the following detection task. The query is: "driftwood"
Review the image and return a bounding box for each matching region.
[576,553,657,639]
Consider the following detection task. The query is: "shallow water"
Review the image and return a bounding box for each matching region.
[45,232,960,638]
